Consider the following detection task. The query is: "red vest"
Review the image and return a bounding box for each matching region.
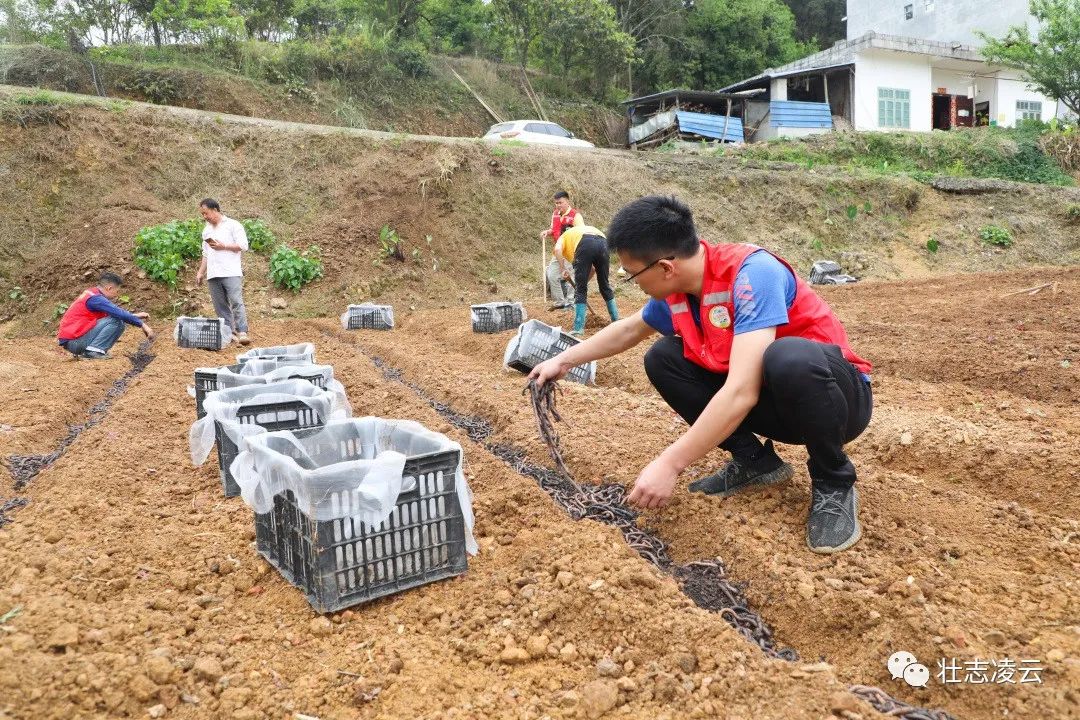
[550,208,578,242]
[58,288,107,341]
[667,242,871,375]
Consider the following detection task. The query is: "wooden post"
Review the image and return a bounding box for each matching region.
[721,98,732,143]
[541,235,547,304]
[823,73,830,108]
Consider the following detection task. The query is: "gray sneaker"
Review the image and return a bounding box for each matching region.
[807,485,861,554]
[688,440,794,497]
[79,350,112,360]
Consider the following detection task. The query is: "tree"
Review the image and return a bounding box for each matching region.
[780,0,844,48]
[675,0,813,90]
[981,0,1080,116]
[608,0,686,93]
[491,0,553,69]
[537,0,634,96]
[425,0,494,54]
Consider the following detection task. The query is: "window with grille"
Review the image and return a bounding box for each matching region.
[924,0,934,11]
[1016,100,1042,122]
[878,88,911,128]
[904,4,913,18]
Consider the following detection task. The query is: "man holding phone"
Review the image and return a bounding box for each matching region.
[196,198,251,345]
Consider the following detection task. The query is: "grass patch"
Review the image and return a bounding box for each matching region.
[729,126,1074,186]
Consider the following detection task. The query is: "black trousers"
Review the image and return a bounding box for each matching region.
[572,234,615,304]
[644,335,873,489]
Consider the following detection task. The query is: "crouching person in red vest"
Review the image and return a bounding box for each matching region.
[57,272,157,359]
[530,196,873,553]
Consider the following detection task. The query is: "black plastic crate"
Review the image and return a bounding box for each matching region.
[471,302,525,333]
[215,401,324,497]
[505,320,595,384]
[193,364,328,420]
[344,304,394,330]
[254,437,466,613]
[176,317,227,351]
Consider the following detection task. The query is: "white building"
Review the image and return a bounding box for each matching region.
[846,0,1037,47]
[721,1,1064,139]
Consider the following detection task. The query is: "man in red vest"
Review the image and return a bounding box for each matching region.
[531,196,872,553]
[539,190,583,309]
[57,272,157,359]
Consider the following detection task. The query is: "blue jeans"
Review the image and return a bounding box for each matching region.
[63,316,126,356]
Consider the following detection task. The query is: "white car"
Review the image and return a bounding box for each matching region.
[482,120,595,148]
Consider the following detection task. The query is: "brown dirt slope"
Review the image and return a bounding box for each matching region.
[0,266,1076,720]
[2,87,1080,339]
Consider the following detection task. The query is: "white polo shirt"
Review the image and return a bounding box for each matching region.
[201,215,249,279]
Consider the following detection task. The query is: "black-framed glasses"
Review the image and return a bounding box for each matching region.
[622,256,675,284]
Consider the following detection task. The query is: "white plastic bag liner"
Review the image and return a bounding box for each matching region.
[340,304,395,330]
[189,379,349,466]
[470,302,527,332]
[188,363,351,414]
[235,343,316,365]
[231,417,477,555]
[503,319,596,384]
[174,316,230,347]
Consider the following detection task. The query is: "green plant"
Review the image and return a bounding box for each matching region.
[845,205,858,220]
[979,224,1014,247]
[52,302,69,321]
[7,286,24,301]
[240,219,277,253]
[809,238,824,252]
[1066,204,1080,221]
[269,244,323,291]
[133,219,203,287]
[926,237,940,253]
[377,225,405,262]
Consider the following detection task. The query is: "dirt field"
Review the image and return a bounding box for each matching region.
[1,265,1076,720]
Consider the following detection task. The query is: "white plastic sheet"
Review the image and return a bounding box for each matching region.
[503,319,596,384]
[189,379,350,466]
[189,363,350,414]
[231,417,477,555]
[235,343,316,365]
[341,304,395,330]
[174,316,230,348]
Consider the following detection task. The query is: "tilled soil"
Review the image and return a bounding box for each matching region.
[0,266,1077,720]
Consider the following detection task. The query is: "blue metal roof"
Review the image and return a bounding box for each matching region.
[770,100,833,128]
[675,110,744,143]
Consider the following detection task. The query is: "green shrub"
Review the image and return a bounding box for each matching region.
[240,219,277,253]
[377,225,405,261]
[133,220,203,286]
[979,225,1013,247]
[270,244,323,291]
[1067,204,1080,221]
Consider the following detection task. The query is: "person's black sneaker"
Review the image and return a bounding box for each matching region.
[688,440,794,497]
[806,484,861,554]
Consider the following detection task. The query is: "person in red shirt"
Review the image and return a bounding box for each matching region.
[57,272,156,359]
[531,196,872,553]
[539,191,583,309]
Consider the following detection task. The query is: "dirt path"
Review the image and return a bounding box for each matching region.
[0,266,1076,719]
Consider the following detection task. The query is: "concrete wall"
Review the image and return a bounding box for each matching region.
[846,0,1035,46]
[853,49,932,131]
[992,72,1059,127]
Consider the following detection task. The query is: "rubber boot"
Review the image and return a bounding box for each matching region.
[571,303,587,337]
[605,298,620,322]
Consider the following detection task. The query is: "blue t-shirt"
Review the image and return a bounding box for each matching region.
[642,250,795,336]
